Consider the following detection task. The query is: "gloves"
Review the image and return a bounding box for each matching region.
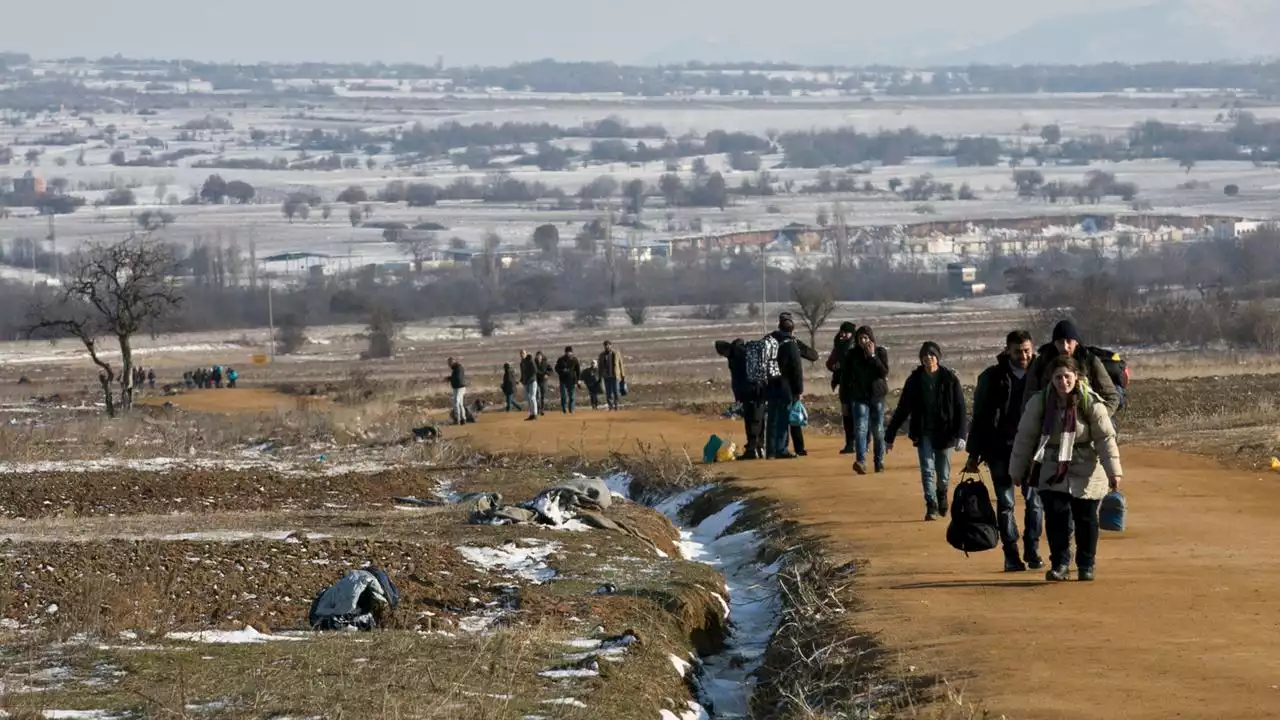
[954,439,967,453]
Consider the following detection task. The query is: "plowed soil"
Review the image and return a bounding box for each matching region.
[0,467,452,518]
[462,408,1280,720]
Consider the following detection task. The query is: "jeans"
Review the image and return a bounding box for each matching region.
[588,390,600,409]
[604,377,620,409]
[916,437,951,511]
[524,382,539,417]
[1043,491,1100,570]
[560,383,576,413]
[851,400,886,468]
[537,382,549,414]
[504,393,522,412]
[765,397,793,457]
[988,456,1018,550]
[451,387,467,425]
[741,399,765,453]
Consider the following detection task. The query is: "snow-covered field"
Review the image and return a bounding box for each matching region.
[1,93,1277,271]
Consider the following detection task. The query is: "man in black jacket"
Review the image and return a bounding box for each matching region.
[555,346,582,414]
[886,342,968,521]
[716,339,765,459]
[964,330,1045,571]
[519,350,539,420]
[765,312,806,460]
[842,325,890,475]
[535,352,552,416]
[447,357,467,425]
[826,322,858,453]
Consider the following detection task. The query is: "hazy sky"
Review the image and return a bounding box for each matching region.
[4,0,1155,66]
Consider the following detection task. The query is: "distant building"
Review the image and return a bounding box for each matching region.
[947,263,983,297]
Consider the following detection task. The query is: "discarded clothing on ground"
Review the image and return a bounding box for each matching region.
[308,567,400,631]
[412,425,441,442]
[465,476,654,542]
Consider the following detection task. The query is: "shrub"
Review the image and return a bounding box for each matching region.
[276,313,308,355]
[573,302,609,328]
[623,293,649,325]
[362,307,399,359]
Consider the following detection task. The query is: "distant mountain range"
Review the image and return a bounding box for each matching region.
[640,0,1280,68]
[938,0,1280,65]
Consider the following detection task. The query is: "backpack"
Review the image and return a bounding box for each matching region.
[1086,346,1129,391]
[945,477,1000,555]
[744,338,772,385]
[1100,490,1127,532]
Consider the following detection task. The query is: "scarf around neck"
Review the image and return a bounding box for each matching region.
[1032,384,1088,482]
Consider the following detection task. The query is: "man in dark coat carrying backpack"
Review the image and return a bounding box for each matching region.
[1024,320,1121,417]
[964,330,1045,571]
[716,338,766,459]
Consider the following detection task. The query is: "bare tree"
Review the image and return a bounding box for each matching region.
[790,274,837,349]
[362,307,399,359]
[398,232,438,274]
[277,313,308,355]
[26,236,182,416]
[623,291,649,325]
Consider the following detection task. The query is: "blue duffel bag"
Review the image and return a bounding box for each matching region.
[1100,491,1127,532]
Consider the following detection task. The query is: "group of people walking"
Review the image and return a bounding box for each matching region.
[131,367,158,391]
[183,365,238,390]
[444,341,628,426]
[721,314,1125,582]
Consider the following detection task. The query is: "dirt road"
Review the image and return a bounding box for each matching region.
[463,408,1280,720]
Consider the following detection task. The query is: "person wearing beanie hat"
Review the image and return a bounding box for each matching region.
[1023,319,1120,416]
[842,325,890,474]
[826,321,859,454]
[885,340,968,521]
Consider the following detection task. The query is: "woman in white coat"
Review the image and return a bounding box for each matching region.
[1011,355,1123,582]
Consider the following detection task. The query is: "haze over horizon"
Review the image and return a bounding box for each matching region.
[5,0,1162,67]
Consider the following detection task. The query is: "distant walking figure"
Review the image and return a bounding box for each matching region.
[598,341,625,411]
[448,357,467,426]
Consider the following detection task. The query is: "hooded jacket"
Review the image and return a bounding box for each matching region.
[967,351,1035,463]
[1023,342,1120,416]
[501,366,516,395]
[1010,386,1122,500]
[840,327,889,404]
[825,322,858,391]
[886,365,968,447]
[449,362,466,390]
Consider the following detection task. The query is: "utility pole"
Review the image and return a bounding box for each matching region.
[47,214,58,279]
[761,241,768,331]
[603,201,615,301]
[266,272,275,362]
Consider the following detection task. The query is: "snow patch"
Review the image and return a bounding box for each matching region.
[540,698,588,708]
[455,541,559,584]
[660,702,710,720]
[165,626,307,645]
